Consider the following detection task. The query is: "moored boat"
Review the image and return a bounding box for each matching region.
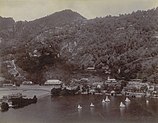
[120,102,125,108]
[102,99,105,103]
[125,97,130,102]
[90,103,94,107]
[78,105,82,109]
[105,96,110,102]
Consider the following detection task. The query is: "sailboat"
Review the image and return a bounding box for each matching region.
[120,102,125,108]
[78,105,82,109]
[146,100,149,103]
[105,96,110,102]
[90,103,94,107]
[125,97,131,102]
[102,99,105,103]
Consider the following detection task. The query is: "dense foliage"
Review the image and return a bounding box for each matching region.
[0,8,158,83]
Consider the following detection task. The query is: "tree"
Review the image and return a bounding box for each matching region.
[1,102,9,111]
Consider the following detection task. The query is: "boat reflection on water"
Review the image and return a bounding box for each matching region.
[78,107,82,117]
[110,96,115,101]
[146,100,149,105]
[90,106,94,115]
[105,102,110,113]
[120,107,125,117]
[102,101,105,108]
[125,101,130,109]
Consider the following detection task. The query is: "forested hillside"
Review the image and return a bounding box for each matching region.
[0,8,158,84]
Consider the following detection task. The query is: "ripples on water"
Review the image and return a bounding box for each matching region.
[0,95,158,123]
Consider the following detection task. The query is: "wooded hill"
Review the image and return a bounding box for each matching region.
[0,8,158,83]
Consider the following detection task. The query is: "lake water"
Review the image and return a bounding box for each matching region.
[0,95,158,123]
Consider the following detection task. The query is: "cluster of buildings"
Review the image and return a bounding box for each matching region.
[1,74,158,98]
[122,79,158,98]
[43,77,158,98]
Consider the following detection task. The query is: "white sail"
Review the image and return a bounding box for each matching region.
[120,102,125,108]
[90,103,94,107]
[102,99,105,103]
[78,105,82,109]
[125,97,130,102]
[105,96,110,102]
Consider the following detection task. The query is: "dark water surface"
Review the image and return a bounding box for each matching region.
[0,95,158,123]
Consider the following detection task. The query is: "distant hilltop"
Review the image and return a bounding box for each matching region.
[0,8,158,84]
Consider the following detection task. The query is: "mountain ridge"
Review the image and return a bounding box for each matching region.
[0,8,158,84]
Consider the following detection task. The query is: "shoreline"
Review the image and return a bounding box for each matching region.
[1,85,158,100]
[0,85,52,99]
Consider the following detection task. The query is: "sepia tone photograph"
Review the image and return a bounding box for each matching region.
[0,0,158,123]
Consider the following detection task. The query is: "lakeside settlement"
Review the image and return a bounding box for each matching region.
[1,73,158,111]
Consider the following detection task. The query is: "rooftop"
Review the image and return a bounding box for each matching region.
[45,80,62,85]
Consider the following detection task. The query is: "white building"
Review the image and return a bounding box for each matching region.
[22,81,33,85]
[106,76,117,83]
[44,80,63,88]
[2,83,14,87]
[87,67,96,71]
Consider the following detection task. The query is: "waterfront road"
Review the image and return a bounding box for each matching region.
[0,85,52,99]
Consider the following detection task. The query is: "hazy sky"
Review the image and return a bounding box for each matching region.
[0,0,157,21]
